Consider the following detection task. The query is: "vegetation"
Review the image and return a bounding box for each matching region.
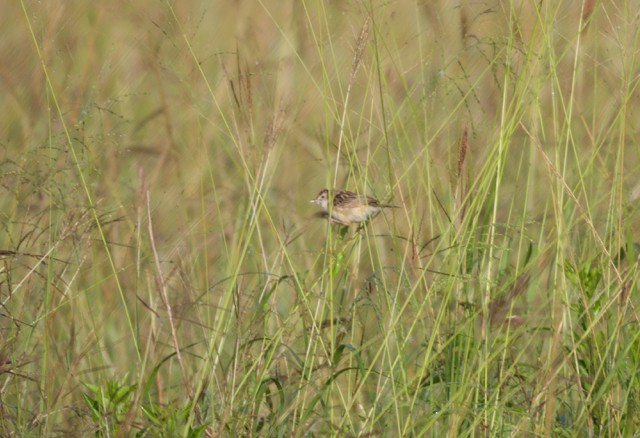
[2,0,639,436]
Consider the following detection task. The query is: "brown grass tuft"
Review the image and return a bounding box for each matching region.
[350,18,370,85]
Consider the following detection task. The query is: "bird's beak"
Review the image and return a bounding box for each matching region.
[309,199,315,203]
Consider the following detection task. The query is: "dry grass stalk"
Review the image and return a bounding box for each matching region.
[334,18,370,187]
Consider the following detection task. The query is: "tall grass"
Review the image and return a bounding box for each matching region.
[1,0,639,436]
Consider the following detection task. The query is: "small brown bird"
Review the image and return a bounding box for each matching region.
[310,188,398,225]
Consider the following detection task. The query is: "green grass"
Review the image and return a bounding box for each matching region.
[2,0,640,436]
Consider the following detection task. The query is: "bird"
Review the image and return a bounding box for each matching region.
[310,188,398,225]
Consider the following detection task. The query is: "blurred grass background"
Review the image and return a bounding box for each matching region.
[2,0,640,436]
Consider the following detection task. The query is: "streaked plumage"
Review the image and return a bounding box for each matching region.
[310,188,397,225]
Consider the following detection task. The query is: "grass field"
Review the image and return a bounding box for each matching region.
[2,0,640,436]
